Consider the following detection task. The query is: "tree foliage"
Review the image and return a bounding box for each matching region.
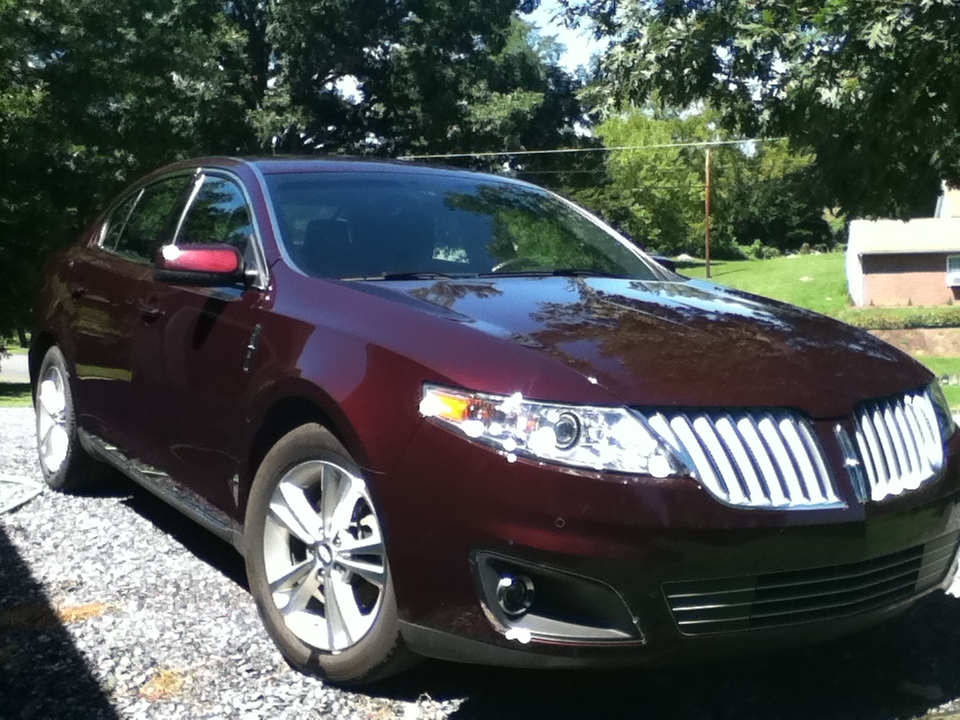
[0,0,249,340]
[568,108,835,258]
[0,0,591,339]
[575,0,960,218]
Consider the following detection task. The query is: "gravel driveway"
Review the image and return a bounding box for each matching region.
[3,405,960,719]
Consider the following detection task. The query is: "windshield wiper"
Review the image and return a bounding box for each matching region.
[479,268,629,278]
[548,268,629,278]
[355,271,480,281]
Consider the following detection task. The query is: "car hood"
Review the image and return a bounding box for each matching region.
[362,276,928,419]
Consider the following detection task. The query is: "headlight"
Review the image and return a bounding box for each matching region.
[928,380,956,441]
[419,384,693,477]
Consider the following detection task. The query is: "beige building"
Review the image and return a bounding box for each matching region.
[846,186,960,307]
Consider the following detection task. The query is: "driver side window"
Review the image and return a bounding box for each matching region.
[177,176,258,269]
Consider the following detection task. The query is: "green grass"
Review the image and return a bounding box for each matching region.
[915,357,960,410]
[915,356,960,377]
[679,254,849,316]
[0,383,31,408]
[679,253,960,330]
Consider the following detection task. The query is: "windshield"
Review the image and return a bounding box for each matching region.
[263,170,664,281]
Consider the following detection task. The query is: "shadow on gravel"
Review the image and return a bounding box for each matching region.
[0,523,121,719]
[374,594,960,720]
[73,470,248,590]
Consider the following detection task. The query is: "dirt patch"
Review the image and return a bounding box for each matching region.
[871,328,960,356]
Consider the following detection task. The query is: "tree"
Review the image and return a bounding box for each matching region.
[713,139,835,256]
[572,0,960,219]
[262,4,587,159]
[564,107,833,258]
[581,108,707,255]
[0,0,253,341]
[1,0,593,341]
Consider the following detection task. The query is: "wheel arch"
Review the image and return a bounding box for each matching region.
[29,331,58,398]
[241,389,371,520]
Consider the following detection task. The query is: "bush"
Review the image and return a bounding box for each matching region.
[836,306,960,330]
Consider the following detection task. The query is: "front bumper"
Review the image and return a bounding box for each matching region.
[377,421,960,668]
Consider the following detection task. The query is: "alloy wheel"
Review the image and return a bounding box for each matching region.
[262,460,387,652]
[36,366,69,474]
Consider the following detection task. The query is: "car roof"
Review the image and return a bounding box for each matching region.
[154,155,529,187]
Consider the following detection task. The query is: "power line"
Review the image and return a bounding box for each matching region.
[398,137,786,161]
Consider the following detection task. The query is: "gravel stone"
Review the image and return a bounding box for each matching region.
[3,405,960,719]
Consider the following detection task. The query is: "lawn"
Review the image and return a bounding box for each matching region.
[917,357,960,410]
[680,254,849,316]
[0,383,31,408]
[679,253,960,330]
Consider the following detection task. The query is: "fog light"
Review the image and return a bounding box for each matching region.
[496,574,535,617]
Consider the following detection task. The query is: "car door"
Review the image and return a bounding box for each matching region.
[129,171,269,517]
[70,174,195,451]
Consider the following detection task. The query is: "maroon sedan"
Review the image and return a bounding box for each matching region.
[31,157,960,683]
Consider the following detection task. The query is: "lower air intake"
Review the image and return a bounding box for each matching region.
[663,533,958,636]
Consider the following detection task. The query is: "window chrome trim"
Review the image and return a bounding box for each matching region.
[247,162,311,279]
[95,168,200,265]
[191,167,270,290]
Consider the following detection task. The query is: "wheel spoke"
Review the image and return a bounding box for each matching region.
[268,488,317,545]
[269,558,313,594]
[280,568,321,617]
[331,479,364,533]
[279,482,323,539]
[48,425,69,462]
[337,555,386,588]
[338,523,383,556]
[40,425,54,456]
[38,379,64,417]
[320,464,340,536]
[324,573,354,648]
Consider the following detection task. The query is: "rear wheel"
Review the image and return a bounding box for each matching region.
[35,346,109,492]
[244,423,415,684]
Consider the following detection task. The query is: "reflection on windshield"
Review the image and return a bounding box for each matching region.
[263,171,662,281]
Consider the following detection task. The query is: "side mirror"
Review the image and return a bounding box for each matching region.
[650,254,676,273]
[154,244,244,286]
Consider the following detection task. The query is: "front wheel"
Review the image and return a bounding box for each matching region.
[244,423,415,684]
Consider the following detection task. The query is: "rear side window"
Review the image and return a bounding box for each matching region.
[100,193,139,253]
[101,176,193,264]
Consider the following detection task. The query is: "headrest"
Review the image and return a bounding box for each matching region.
[303,218,351,248]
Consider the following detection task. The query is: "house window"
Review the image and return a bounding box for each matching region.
[947,256,960,287]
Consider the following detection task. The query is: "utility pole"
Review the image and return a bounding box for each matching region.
[704,147,712,279]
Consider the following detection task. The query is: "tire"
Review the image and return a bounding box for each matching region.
[244,423,416,684]
[35,346,109,492]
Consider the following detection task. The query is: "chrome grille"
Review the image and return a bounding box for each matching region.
[853,389,944,502]
[664,532,958,636]
[640,410,841,509]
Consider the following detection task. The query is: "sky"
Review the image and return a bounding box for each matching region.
[527,0,607,72]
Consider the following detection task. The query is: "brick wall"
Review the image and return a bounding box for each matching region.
[862,253,960,306]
